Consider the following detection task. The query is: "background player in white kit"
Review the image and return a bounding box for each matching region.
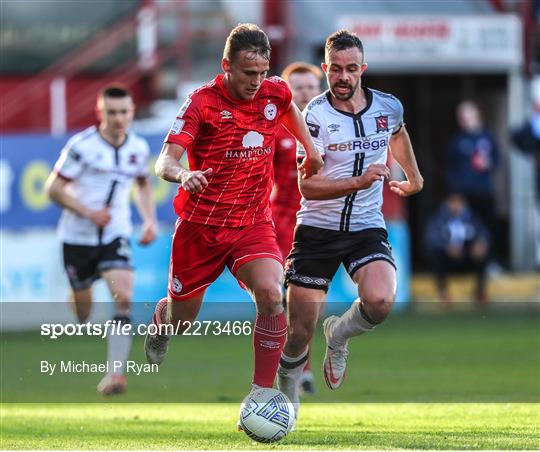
[45,85,157,395]
[278,30,423,413]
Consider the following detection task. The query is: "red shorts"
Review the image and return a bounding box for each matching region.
[168,219,283,301]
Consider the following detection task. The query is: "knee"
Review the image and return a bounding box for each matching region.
[253,281,283,315]
[362,288,395,322]
[112,291,131,312]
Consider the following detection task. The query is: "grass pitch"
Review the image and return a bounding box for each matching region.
[1,403,538,449]
[1,308,539,449]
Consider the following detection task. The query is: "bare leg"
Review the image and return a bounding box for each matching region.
[352,260,396,324]
[144,291,205,366]
[168,292,205,333]
[284,285,325,358]
[70,288,92,323]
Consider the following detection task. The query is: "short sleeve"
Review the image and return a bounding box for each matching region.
[54,141,84,180]
[164,92,204,149]
[298,109,325,159]
[280,82,293,117]
[392,96,404,134]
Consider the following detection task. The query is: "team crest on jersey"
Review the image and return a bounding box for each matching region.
[129,154,137,164]
[264,103,277,120]
[375,115,389,132]
[171,276,182,294]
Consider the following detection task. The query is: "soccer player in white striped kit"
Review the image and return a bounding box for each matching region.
[46,85,157,395]
[278,30,423,414]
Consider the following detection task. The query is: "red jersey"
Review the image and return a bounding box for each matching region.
[271,126,301,258]
[165,74,292,227]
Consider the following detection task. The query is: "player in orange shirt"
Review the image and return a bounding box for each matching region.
[272,62,323,394]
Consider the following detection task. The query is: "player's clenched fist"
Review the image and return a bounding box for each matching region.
[181,168,213,194]
[299,152,324,179]
[354,164,390,190]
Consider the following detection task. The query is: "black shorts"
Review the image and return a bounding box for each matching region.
[62,237,133,291]
[284,225,395,292]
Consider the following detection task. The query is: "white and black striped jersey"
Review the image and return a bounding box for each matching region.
[53,126,150,246]
[297,88,403,232]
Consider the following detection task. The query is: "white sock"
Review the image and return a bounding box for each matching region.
[300,369,314,383]
[106,315,132,375]
[330,298,376,348]
[278,348,308,409]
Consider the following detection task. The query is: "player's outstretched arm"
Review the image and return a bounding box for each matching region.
[155,142,213,194]
[388,127,423,197]
[281,102,323,178]
[45,172,111,227]
[134,177,157,245]
[299,164,390,200]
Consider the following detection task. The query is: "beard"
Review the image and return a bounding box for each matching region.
[330,79,359,101]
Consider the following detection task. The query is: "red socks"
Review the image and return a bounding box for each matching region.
[252,311,287,387]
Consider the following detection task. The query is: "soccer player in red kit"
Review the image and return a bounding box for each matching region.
[271,62,322,394]
[144,24,323,403]
[272,62,323,258]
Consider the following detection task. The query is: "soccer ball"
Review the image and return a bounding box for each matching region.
[239,388,296,443]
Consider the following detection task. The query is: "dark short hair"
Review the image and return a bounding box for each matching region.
[325,29,364,61]
[281,61,323,82]
[98,84,131,101]
[223,23,271,61]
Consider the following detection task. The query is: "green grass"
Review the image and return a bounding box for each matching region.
[1,308,539,449]
[1,403,539,449]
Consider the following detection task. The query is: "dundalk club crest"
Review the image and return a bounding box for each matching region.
[375,114,389,133]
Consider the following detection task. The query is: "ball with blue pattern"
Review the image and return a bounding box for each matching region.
[239,388,295,443]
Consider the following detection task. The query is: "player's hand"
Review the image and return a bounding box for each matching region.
[138,220,157,246]
[86,208,111,227]
[388,179,423,197]
[181,168,213,194]
[355,164,390,189]
[299,152,324,179]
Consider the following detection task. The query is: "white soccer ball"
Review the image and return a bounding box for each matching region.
[239,388,296,443]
